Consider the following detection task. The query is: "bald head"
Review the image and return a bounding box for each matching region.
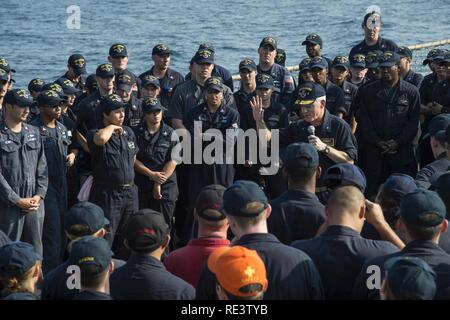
[326,186,365,223]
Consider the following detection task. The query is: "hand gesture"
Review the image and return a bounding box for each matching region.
[250,96,264,123]
[364,199,387,227]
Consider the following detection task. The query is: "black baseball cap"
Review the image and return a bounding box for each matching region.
[309,56,328,70]
[195,184,227,221]
[302,33,323,48]
[432,50,450,62]
[115,70,136,92]
[109,43,128,58]
[323,163,367,192]
[423,49,444,66]
[65,202,109,237]
[0,57,16,73]
[193,49,215,64]
[142,97,165,113]
[239,59,257,72]
[222,180,269,217]
[384,257,436,300]
[69,236,112,275]
[68,54,87,75]
[37,90,65,107]
[426,114,450,142]
[96,63,115,78]
[3,89,33,107]
[198,43,215,53]
[332,55,350,70]
[378,51,400,68]
[398,189,447,227]
[294,82,326,106]
[259,37,277,50]
[41,83,66,100]
[141,75,161,88]
[0,242,42,277]
[99,94,124,113]
[299,58,312,73]
[125,209,170,253]
[256,73,275,90]
[28,78,45,93]
[99,94,128,112]
[382,173,417,204]
[152,43,171,56]
[55,78,81,95]
[283,142,319,173]
[204,76,224,92]
[85,74,98,92]
[350,54,366,68]
[397,46,413,59]
[275,49,286,66]
[365,50,383,69]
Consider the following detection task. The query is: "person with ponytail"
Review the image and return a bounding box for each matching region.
[0,241,42,300]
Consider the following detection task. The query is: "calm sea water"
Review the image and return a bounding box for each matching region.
[1,0,449,88]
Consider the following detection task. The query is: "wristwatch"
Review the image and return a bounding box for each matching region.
[323,146,330,154]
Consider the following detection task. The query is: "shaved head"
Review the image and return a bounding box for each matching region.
[327,186,365,216]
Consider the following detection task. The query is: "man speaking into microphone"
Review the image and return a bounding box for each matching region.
[252,81,357,191]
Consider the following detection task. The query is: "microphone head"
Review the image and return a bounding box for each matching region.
[307,125,315,135]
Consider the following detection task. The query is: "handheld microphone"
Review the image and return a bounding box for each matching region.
[307,125,315,136]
